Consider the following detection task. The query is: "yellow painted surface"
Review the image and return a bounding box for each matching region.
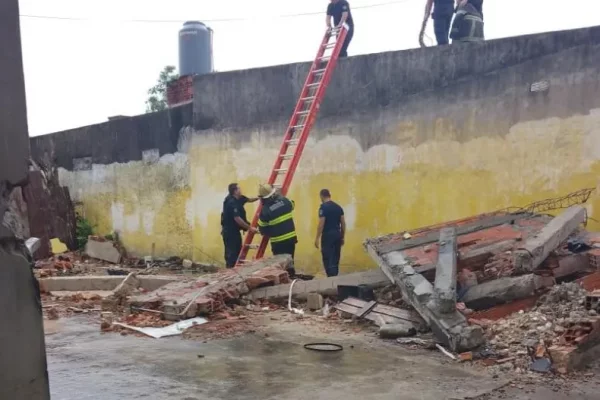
[50,238,68,254]
[59,110,600,276]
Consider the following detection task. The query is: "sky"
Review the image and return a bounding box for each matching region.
[18,0,600,136]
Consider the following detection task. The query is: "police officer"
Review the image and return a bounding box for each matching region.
[419,0,456,47]
[221,183,258,268]
[314,189,345,277]
[326,0,354,57]
[257,184,297,277]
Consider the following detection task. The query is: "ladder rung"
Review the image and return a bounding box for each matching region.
[280,154,294,160]
[297,110,310,115]
[301,96,316,102]
[272,184,282,189]
[275,168,288,174]
[245,244,259,249]
[307,82,321,88]
[286,139,299,145]
[313,68,326,74]
[290,124,304,129]
[323,43,336,49]
[319,56,331,62]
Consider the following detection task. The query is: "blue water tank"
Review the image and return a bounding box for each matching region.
[179,21,213,76]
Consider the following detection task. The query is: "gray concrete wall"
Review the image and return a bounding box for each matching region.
[0,0,51,398]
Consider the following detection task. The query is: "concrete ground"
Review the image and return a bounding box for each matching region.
[45,316,600,400]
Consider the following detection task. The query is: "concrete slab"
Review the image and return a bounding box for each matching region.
[514,206,587,273]
[248,269,391,301]
[462,274,554,310]
[39,275,180,292]
[85,239,121,264]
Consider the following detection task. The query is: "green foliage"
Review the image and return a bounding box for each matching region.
[76,216,94,250]
[145,65,179,113]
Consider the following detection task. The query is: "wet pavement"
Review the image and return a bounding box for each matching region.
[46,318,506,400]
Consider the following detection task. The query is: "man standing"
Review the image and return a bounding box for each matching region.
[257,184,298,277]
[450,0,484,43]
[419,0,455,47]
[221,183,258,268]
[314,189,345,277]
[326,0,354,58]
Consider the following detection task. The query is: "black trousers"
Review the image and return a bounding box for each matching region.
[271,239,296,277]
[339,26,354,57]
[433,14,453,45]
[222,230,242,268]
[321,231,342,277]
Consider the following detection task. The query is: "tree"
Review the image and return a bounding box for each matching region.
[145,65,179,113]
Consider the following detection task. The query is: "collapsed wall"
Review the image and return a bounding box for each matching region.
[0,0,50,398]
[30,26,600,273]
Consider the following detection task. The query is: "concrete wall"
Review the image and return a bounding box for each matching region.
[32,26,600,276]
[0,0,51,398]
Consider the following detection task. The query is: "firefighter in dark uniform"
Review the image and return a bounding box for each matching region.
[419,0,456,46]
[450,0,484,43]
[221,183,258,268]
[326,0,354,57]
[257,184,298,277]
[314,189,346,277]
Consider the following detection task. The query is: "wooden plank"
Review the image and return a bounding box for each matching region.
[375,214,529,255]
[343,297,369,308]
[356,300,377,318]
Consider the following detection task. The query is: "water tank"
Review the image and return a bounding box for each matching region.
[179,21,213,77]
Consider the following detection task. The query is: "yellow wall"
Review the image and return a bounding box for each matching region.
[59,110,600,277]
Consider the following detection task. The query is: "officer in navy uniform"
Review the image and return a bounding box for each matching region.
[326,0,354,57]
[314,189,346,277]
[257,184,298,277]
[221,183,258,268]
[419,0,456,46]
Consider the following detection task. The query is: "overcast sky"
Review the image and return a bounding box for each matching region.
[19,0,600,136]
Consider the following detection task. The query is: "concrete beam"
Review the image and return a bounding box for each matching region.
[38,275,180,293]
[462,274,554,310]
[366,244,484,352]
[434,228,457,314]
[248,269,390,301]
[514,206,586,273]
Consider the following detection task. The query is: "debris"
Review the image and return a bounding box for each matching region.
[46,307,59,320]
[379,323,417,339]
[462,274,554,310]
[396,337,437,349]
[459,352,474,362]
[85,236,122,264]
[513,206,587,273]
[50,238,68,254]
[335,297,426,329]
[306,292,324,311]
[496,357,516,364]
[288,279,305,315]
[436,344,457,360]
[25,237,41,256]
[338,284,375,302]
[113,317,208,339]
[182,259,194,269]
[530,358,552,373]
[433,228,458,314]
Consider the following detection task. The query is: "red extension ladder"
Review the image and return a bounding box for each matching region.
[236,26,349,266]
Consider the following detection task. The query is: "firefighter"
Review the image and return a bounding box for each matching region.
[257,184,298,277]
[314,189,346,277]
[221,183,258,268]
[450,0,484,43]
[326,0,354,57]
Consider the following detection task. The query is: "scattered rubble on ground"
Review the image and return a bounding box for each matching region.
[38,190,600,388]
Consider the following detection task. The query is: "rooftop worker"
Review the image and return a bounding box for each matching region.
[419,0,455,47]
[450,0,484,43]
[314,189,345,277]
[326,0,354,58]
[257,184,298,277]
[221,183,258,268]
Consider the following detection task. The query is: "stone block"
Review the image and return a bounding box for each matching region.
[85,238,122,263]
[307,293,324,311]
[434,228,457,314]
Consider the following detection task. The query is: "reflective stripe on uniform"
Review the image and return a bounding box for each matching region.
[270,231,297,243]
[258,212,293,227]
